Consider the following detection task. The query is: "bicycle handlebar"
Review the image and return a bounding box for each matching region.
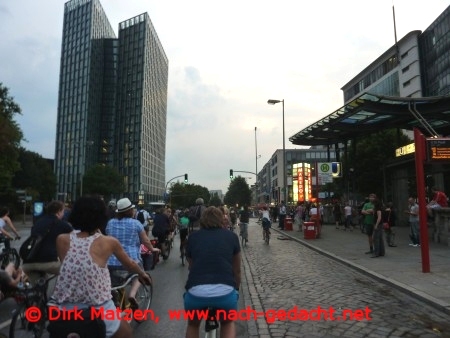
[110,273,139,290]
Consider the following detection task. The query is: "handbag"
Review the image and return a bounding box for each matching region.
[382,210,391,230]
[19,221,55,263]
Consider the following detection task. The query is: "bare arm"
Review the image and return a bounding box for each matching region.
[139,230,160,253]
[112,239,151,285]
[4,216,20,237]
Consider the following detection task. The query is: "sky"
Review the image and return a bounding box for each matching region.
[1,0,449,194]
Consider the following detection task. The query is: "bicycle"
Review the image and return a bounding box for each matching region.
[262,218,271,245]
[239,223,248,248]
[110,272,153,324]
[180,235,188,266]
[9,275,54,338]
[153,236,171,260]
[204,307,219,338]
[0,235,21,269]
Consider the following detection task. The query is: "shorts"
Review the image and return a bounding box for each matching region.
[184,289,239,316]
[365,223,374,237]
[48,299,120,338]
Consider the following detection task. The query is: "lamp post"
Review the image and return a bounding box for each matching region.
[267,99,286,204]
[255,127,259,204]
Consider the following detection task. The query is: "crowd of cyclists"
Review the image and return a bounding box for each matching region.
[0,196,268,338]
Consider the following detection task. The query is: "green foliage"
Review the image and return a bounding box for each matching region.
[12,148,56,201]
[168,183,210,209]
[224,176,252,207]
[346,129,411,198]
[209,193,222,207]
[0,83,23,196]
[82,164,125,200]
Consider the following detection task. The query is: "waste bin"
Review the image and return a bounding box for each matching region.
[284,217,293,231]
[303,222,316,239]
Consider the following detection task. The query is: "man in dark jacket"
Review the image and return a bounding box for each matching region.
[22,200,73,282]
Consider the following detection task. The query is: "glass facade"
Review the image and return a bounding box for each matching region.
[419,6,450,96]
[55,0,168,203]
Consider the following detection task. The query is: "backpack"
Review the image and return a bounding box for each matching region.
[19,221,55,263]
[136,210,145,224]
[188,206,201,222]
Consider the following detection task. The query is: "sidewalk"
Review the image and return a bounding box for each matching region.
[274,222,450,315]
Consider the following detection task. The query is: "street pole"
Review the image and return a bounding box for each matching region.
[282,100,286,204]
[255,127,258,204]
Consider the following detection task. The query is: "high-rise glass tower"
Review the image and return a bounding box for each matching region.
[54,0,168,203]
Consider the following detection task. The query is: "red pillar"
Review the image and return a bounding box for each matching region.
[413,128,430,273]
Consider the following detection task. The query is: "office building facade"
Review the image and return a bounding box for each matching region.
[55,0,168,203]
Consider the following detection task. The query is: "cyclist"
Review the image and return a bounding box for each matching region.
[152,206,171,258]
[22,200,73,283]
[106,198,159,309]
[261,206,271,239]
[238,205,249,243]
[179,209,190,255]
[184,206,241,338]
[0,207,21,244]
[229,207,237,230]
[50,196,152,338]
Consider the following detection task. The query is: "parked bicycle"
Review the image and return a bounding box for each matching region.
[0,235,21,269]
[110,272,153,323]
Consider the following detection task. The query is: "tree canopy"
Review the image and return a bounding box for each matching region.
[168,182,210,210]
[0,83,23,198]
[82,164,125,200]
[224,176,252,207]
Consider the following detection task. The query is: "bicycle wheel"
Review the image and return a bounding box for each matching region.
[164,240,171,259]
[134,273,153,323]
[180,245,185,266]
[9,298,46,338]
[265,230,270,245]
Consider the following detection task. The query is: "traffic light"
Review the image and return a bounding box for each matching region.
[230,169,234,179]
[184,173,188,183]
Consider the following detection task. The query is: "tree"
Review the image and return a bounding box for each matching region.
[168,182,210,209]
[346,129,411,198]
[12,148,57,201]
[0,83,23,200]
[224,176,252,207]
[209,192,222,207]
[82,164,125,200]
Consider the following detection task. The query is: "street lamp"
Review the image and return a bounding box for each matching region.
[268,99,286,204]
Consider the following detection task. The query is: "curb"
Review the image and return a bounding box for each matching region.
[273,228,450,316]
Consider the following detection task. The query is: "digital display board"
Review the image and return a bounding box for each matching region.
[427,138,450,162]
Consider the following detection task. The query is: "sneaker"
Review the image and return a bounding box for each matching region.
[408,243,415,246]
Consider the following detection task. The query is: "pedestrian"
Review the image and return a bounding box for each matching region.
[405,197,420,247]
[22,200,73,283]
[239,205,250,242]
[184,206,240,338]
[333,201,342,230]
[426,187,448,220]
[294,202,303,231]
[361,193,376,254]
[278,201,287,230]
[344,202,353,231]
[371,197,385,258]
[383,202,397,247]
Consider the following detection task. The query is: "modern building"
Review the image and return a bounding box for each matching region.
[289,5,450,219]
[54,0,168,204]
[256,147,336,205]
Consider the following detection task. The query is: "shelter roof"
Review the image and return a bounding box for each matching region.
[289,93,450,146]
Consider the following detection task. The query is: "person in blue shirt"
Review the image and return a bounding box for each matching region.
[184,206,241,338]
[106,198,159,308]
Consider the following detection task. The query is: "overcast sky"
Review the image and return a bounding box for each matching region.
[1,0,448,194]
